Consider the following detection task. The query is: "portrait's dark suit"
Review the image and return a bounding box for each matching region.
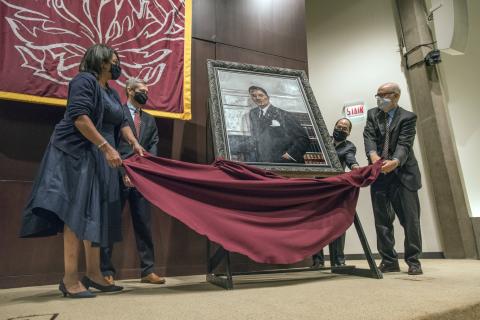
[101,104,159,278]
[248,105,309,163]
[313,138,359,266]
[363,106,422,268]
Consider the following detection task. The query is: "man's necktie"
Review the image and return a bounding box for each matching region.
[382,113,390,159]
[134,109,141,137]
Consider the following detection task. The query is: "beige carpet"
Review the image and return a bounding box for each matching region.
[1,259,480,320]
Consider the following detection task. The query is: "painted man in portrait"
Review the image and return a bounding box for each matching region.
[248,86,310,163]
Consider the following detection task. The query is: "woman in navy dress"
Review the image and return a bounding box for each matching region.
[20,44,144,298]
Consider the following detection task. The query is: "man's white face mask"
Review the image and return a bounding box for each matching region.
[377,97,392,111]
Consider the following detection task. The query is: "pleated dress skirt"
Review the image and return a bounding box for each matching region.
[20,139,122,247]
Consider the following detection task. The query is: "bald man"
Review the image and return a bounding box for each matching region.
[363,82,423,275]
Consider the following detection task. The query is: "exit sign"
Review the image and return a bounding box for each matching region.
[343,102,365,121]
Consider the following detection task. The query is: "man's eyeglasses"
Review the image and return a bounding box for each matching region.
[335,126,349,133]
[375,92,396,99]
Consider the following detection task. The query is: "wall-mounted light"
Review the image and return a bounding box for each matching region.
[424,49,442,66]
[404,43,442,69]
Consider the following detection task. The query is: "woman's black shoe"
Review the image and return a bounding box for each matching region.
[59,280,96,298]
[81,276,123,292]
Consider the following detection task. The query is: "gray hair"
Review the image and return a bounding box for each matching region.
[379,82,401,95]
[125,78,147,97]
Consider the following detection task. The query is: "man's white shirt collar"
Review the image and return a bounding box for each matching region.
[127,101,139,119]
[259,104,271,116]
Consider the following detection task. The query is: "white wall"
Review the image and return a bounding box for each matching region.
[434,0,480,217]
[306,0,443,255]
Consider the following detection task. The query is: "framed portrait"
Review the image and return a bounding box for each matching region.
[207,59,342,177]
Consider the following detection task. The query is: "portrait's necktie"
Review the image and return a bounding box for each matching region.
[134,109,141,137]
[382,113,390,159]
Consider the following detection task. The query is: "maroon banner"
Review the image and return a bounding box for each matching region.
[0,0,192,119]
[123,155,382,264]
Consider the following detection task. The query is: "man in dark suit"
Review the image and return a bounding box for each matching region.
[248,86,309,163]
[312,118,359,268]
[363,82,423,275]
[101,78,165,284]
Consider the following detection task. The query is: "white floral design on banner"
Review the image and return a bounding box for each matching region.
[1,0,185,86]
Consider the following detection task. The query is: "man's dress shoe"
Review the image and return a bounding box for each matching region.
[408,265,423,275]
[141,273,166,284]
[378,262,400,273]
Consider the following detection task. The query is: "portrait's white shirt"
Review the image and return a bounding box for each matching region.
[259,104,271,116]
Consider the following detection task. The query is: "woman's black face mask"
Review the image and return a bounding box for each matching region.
[110,63,122,80]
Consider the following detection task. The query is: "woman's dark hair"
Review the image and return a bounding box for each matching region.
[79,44,119,78]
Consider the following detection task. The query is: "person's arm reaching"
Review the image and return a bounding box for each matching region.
[74,115,122,168]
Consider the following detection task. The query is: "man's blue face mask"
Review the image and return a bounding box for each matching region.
[376,97,392,111]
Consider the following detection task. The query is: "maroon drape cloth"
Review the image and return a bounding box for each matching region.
[123,155,382,264]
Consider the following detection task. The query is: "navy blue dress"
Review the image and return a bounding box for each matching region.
[20,72,128,247]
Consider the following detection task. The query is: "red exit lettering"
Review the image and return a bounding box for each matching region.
[346,105,364,116]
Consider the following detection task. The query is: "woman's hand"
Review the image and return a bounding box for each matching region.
[132,142,145,156]
[100,144,122,168]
